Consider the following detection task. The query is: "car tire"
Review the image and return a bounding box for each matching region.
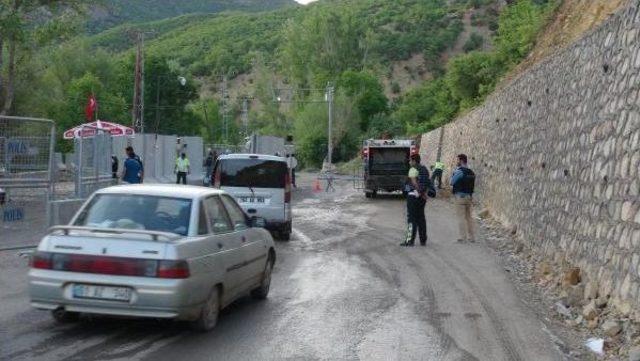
[191,287,220,332]
[251,255,274,300]
[280,231,291,241]
[51,308,80,323]
[365,192,371,198]
[371,190,378,198]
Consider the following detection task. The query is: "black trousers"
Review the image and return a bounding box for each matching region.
[176,171,187,185]
[432,169,443,189]
[406,196,427,245]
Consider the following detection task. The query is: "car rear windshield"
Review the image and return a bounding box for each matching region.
[219,159,286,189]
[73,194,192,236]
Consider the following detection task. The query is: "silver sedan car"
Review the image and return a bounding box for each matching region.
[28,184,276,331]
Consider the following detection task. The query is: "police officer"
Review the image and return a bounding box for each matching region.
[175,152,191,185]
[432,160,445,189]
[401,154,430,247]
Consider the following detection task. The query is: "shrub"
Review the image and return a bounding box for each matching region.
[463,33,484,52]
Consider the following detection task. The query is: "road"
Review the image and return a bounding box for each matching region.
[0,173,574,361]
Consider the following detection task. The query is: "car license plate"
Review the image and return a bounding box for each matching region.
[240,196,265,204]
[72,284,131,302]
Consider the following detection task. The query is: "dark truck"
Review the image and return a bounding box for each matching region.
[361,139,418,198]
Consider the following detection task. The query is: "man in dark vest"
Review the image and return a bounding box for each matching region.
[450,154,476,243]
[401,154,433,247]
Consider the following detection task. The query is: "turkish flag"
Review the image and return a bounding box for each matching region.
[85,94,97,121]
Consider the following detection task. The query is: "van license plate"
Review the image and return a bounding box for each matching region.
[240,197,265,204]
[72,284,131,302]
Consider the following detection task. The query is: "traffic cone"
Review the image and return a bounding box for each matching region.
[313,179,321,193]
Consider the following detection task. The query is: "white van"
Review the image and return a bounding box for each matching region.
[213,154,292,240]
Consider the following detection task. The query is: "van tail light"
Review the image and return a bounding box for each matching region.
[157,260,190,279]
[30,252,190,279]
[285,171,291,203]
[31,251,53,269]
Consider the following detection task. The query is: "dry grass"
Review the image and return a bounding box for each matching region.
[505,0,630,83]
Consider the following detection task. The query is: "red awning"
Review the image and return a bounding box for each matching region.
[63,120,135,139]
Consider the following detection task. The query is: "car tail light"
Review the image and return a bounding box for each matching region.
[284,171,291,203]
[362,147,369,158]
[410,146,419,156]
[30,252,189,279]
[157,260,190,279]
[31,251,52,269]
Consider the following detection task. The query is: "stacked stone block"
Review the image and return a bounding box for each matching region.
[420,3,640,310]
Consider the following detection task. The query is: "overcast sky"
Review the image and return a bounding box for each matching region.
[295,0,318,4]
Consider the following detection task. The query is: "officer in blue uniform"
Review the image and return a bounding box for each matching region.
[401,154,431,247]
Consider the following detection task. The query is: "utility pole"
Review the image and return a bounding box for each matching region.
[326,82,334,170]
[132,32,145,134]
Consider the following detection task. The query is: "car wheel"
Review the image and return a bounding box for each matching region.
[365,192,371,198]
[51,308,80,323]
[191,287,220,332]
[251,255,274,300]
[371,190,378,198]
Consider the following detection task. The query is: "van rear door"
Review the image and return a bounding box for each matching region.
[368,147,410,175]
[218,158,287,223]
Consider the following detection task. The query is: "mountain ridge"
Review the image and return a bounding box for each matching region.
[87,0,297,32]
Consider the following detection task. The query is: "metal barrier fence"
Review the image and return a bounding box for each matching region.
[112,134,204,184]
[45,126,114,247]
[0,125,207,249]
[74,126,115,198]
[0,116,55,249]
[112,134,178,183]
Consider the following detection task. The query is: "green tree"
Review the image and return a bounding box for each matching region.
[0,0,85,114]
[393,78,458,134]
[188,99,222,143]
[445,51,501,109]
[117,54,200,135]
[280,6,365,88]
[293,91,359,167]
[366,113,405,139]
[338,70,388,131]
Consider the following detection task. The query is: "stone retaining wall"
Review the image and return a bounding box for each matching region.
[420,3,640,311]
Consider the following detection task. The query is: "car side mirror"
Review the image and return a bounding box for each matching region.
[250,217,267,228]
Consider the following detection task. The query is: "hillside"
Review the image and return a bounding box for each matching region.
[87,0,467,79]
[511,0,629,76]
[87,0,296,32]
[9,0,539,165]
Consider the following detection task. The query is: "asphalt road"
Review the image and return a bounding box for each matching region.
[0,173,573,361]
